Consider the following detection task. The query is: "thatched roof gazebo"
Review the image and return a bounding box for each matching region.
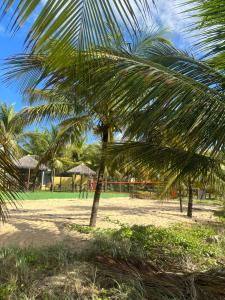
[66,163,96,194]
[67,163,96,176]
[15,155,47,171]
[15,155,48,190]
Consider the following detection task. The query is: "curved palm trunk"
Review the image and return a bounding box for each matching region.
[187,178,193,218]
[90,126,109,227]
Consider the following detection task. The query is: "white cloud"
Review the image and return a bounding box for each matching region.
[152,1,189,30]
[150,0,197,49]
[129,0,197,50]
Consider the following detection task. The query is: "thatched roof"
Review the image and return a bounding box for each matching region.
[15,155,47,171]
[67,163,96,176]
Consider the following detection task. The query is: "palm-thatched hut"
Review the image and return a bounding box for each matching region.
[66,163,96,193]
[15,155,48,190]
[67,163,96,176]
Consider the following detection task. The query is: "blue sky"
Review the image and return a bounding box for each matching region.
[0,0,193,114]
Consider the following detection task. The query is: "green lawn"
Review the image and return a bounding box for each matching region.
[17,191,129,200]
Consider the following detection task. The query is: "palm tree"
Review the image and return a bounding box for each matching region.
[0,103,26,156]
[4,32,216,223]
[0,103,26,220]
[22,91,120,226]
[0,148,22,221]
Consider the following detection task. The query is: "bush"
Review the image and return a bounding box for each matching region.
[0,225,224,299]
[93,223,225,271]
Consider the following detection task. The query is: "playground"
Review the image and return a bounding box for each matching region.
[0,196,220,248]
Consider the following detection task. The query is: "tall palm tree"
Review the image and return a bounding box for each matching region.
[6,32,220,223]
[19,88,120,226]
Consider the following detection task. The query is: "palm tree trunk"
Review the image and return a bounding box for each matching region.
[51,168,55,192]
[179,182,183,213]
[27,168,31,191]
[90,125,109,227]
[187,178,193,218]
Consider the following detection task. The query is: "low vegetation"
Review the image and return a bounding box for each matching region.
[1,221,224,299]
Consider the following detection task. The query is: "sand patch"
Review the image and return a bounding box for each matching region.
[0,198,220,247]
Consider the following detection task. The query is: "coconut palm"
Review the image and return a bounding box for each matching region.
[0,103,27,220]
[21,90,120,226]
[24,123,86,190]
[4,34,170,226]
[5,31,219,223]
[0,103,27,156]
[0,148,23,221]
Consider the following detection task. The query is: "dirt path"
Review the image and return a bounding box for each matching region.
[0,198,220,247]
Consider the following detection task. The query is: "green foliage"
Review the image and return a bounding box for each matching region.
[1,0,151,53]
[187,0,225,69]
[0,244,142,300]
[93,223,225,271]
[67,224,94,234]
[0,224,224,299]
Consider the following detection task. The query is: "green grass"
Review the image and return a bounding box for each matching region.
[17,191,129,200]
[91,223,225,271]
[0,223,224,299]
[0,244,144,300]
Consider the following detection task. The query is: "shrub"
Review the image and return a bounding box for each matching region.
[93,223,225,271]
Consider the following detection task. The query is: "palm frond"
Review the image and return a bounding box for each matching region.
[186,0,225,68]
[1,0,153,52]
[74,45,225,155]
[108,141,225,191]
[0,150,23,222]
[17,103,74,124]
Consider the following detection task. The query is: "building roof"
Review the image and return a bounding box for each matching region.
[15,155,47,171]
[67,163,96,176]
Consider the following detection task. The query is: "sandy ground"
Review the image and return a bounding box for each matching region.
[0,198,220,248]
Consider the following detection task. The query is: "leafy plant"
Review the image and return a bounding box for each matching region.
[93,223,225,271]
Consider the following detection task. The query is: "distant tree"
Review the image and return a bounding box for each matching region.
[0,103,27,157]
